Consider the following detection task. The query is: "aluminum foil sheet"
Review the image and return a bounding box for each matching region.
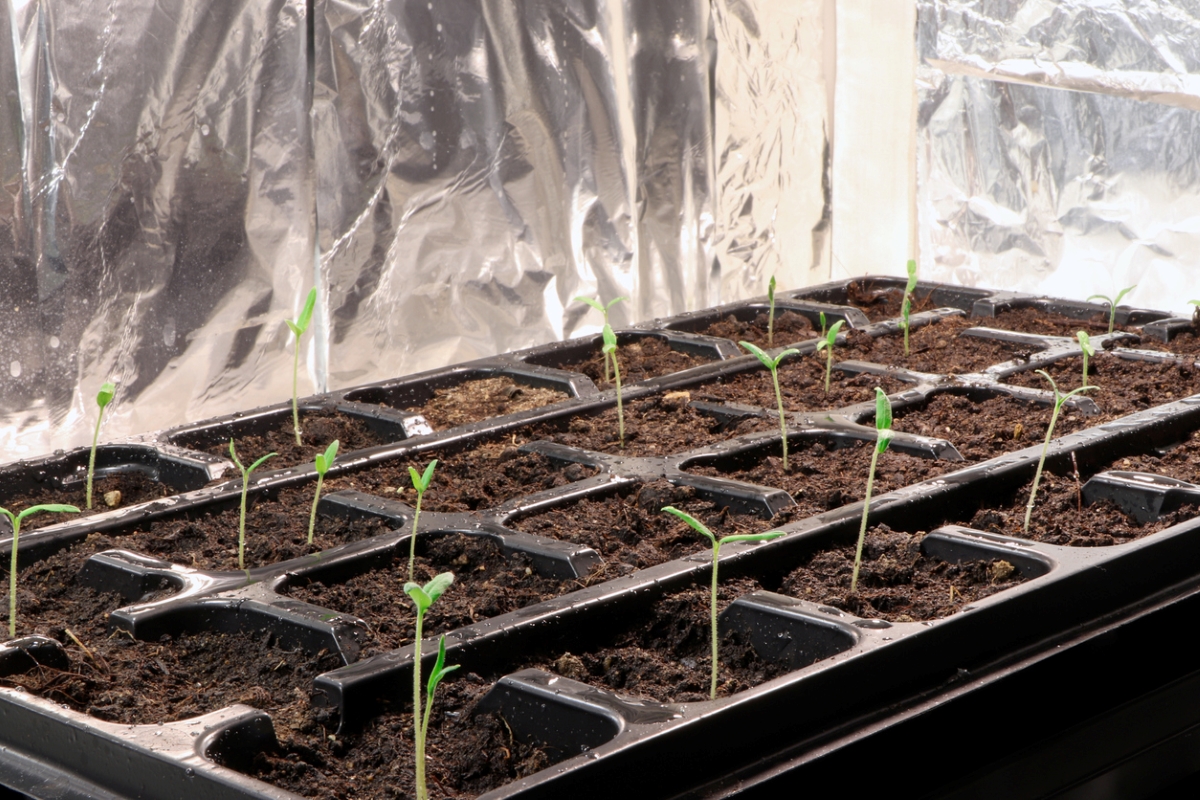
[314,0,721,390]
[0,0,312,457]
[917,0,1200,309]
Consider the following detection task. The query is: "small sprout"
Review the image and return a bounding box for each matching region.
[1189,299,1200,328]
[767,275,777,346]
[602,325,625,448]
[739,341,801,470]
[307,440,339,545]
[404,572,454,800]
[900,259,918,356]
[1024,371,1098,533]
[818,311,827,340]
[3,504,79,636]
[405,459,438,580]
[850,389,893,594]
[661,507,784,699]
[1076,331,1094,388]
[229,440,278,569]
[814,320,846,394]
[1086,285,1136,335]
[575,295,626,384]
[86,381,116,510]
[285,288,318,447]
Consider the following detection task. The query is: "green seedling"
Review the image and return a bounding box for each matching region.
[229,440,278,569]
[1087,285,1135,335]
[86,381,116,510]
[574,295,626,383]
[285,288,318,447]
[602,325,625,448]
[660,507,784,699]
[815,320,846,394]
[740,341,801,470]
[767,275,777,346]
[404,572,455,800]
[850,388,893,594]
[3,504,79,636]
[818,311,827,339]
[900,259,918,356]
[1024,371,1098,533]
[405,459,438,580]
[307,440,339,545]
[1188,299,1200,327]
[1076,331,1094,388]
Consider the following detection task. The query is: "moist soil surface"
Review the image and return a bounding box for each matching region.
[3,470,174,532]
[694,309,816,347]
[543,336,712,385]
[5,300,1200,799]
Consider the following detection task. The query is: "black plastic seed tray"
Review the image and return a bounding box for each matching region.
[4,276,1200,799]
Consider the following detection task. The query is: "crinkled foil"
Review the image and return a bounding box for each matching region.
[1,0,828,457]
[0,0,312,457]
[917,0,1200,309]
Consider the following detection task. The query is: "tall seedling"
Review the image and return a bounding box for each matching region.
[1076,331,1094,388]
[602,325,625,448]
[307,440,339,545]
[4,504,79,636]
[900,259,918,356]
[850,389,893,594]
[404,572,456,800]
[739,342,800,470]
[406,459,437,580]
[660,507,784,699]
[815,320,845,394]
[229,440,278,569]
[1024,371,1097,533]
[1087,285,1136,335]
[767,275,777,346]
[86,381,116,510]
[285,288,318,446]
[574,296,626,383]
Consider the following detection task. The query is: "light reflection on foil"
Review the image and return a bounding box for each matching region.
[917,0,1200,310]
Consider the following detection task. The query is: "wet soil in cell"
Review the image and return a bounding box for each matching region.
[1001,351,1200,414]
[510,479,774,579]
[530,577,788,704]
[691,357,910,416]
[3,471,174,533]
[966,470,1198,547]
[553,336,713,385]
[418,377,568,430]
[695,310,816,348]
[176,408,395,470]
[321,445,597,514]
[839,314,1017,375]
[778,525,1027,622]
[522,393,773,458]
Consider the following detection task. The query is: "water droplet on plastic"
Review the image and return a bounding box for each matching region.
[200,124,210,136]
[9,361,20,378]
[48,336,59,349]
[436,23,443,31]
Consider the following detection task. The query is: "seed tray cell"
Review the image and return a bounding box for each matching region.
[4,277,1200,799]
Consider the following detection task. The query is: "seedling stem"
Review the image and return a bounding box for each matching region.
[1076,331,1094,388]
[660,507,784,699]
[404,572,454,800]
[307,440,339,545]
[739,341,800,470]
[1023,371,1097,533]
[3,504,79,636]
[574,296,626,384]
[767,275,777,346]
[285,288,318,446]
[229,440,278,569]
[406,459,438,580]
[851,389,893,593]
[602,326,624,447]
[815,320,845,394]
[86,381,116,510]
[900,259,918,356]
[1086,285,1135,335]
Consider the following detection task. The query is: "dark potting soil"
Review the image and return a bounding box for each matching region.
[416,377,568,430]
[693,355,909,413]
[779,525,1027,622]
[175,408,396,470]
[3,470,173,532]
[551,336,712,385]
[1001,350,1200,412]
[695,310,816,348]
[510,480,771,578]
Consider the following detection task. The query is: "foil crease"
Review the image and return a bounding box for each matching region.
[0,0,313,457]
[917,0,1200,308]
[314,0,719,389]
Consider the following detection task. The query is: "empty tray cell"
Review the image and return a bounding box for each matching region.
[522,331,725,383]
[343,369,576,430]
[168,403,414,468]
